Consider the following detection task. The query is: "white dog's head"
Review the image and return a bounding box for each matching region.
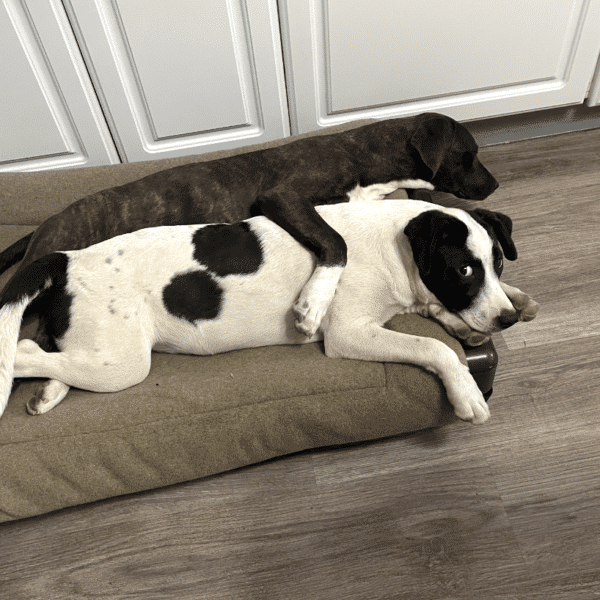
[404,207,519,335]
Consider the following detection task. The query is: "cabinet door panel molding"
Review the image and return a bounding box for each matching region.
[280,0,600,132]
[0,0,118,172]
[64,0,289,162]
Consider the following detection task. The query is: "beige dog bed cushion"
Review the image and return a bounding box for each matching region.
[0,122,467,522]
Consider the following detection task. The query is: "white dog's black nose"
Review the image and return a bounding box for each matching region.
[496,310,519,330]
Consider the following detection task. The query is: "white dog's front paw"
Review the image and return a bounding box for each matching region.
[428,304,489,347]
[446,366,491,425]
[500,283,539,322]
[519,297,539,322]
[452,390,490,425]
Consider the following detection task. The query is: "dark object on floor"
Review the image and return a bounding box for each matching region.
[465,338,498,400]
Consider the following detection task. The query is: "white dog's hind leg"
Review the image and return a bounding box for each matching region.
[293,264,344,337]
[14,338,151,413]
[27,380,71,415]
[12,340,69,414]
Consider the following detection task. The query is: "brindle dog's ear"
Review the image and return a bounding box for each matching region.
[404,210,467,276]
[410,115,456,176]
[469,208,518,261]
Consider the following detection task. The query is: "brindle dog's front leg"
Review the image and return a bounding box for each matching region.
[256,191,347,338]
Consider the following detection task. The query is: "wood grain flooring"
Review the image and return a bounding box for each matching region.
[1,128,600,600]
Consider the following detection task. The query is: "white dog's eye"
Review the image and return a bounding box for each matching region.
[459,265,473,277]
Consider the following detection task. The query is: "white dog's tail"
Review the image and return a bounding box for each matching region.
[0,252,68,418]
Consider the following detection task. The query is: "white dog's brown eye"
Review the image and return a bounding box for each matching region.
[459,265,473,277]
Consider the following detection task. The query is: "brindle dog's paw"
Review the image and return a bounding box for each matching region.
[293,299,323,338]
[293,265,344,338]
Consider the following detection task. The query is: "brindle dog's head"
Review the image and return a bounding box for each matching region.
[410,113,499,201]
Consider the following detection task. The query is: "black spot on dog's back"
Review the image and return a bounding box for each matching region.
[162,270,222,323]
[192,222,263,276]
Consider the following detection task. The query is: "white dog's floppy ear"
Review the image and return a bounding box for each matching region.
[404,209,467,276]
[469,208,518,260]
[410,115,456,176]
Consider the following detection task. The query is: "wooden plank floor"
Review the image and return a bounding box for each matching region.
[1,129,599,600]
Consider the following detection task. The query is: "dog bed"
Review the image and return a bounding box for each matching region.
[0,121,495,522]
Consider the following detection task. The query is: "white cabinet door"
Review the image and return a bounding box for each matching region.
[280,0,600,132]
[0,0,119,172]
[65,0,289,162]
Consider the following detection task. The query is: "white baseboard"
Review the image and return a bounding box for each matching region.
[466,103,600,146]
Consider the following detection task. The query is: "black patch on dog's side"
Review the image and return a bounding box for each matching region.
[191,222,263,276]
[0,252,73,345]
[162,270,223,323]
[43,273,73,343]
[0,252,67,306]
[404,210,486,312]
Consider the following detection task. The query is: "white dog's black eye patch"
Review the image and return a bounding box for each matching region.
[428,250,485,312]
[162,221,264,323]
[404,210,486,312]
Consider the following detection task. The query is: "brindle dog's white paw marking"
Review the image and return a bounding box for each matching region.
[293,298,324,338]
[293,265,344,337]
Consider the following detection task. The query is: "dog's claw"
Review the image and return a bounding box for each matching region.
[293,265,344,338]
[293,300,321,338]
[427,303,488,346]
[463,332,490,347]
[26,387,48,415]
[446,363,491,425]
[500,282,539,322]
[519,298,539,322]
[25,380,70,415]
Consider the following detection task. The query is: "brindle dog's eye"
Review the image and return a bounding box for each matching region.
[462,152,474,170]
[459,265,473,277]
